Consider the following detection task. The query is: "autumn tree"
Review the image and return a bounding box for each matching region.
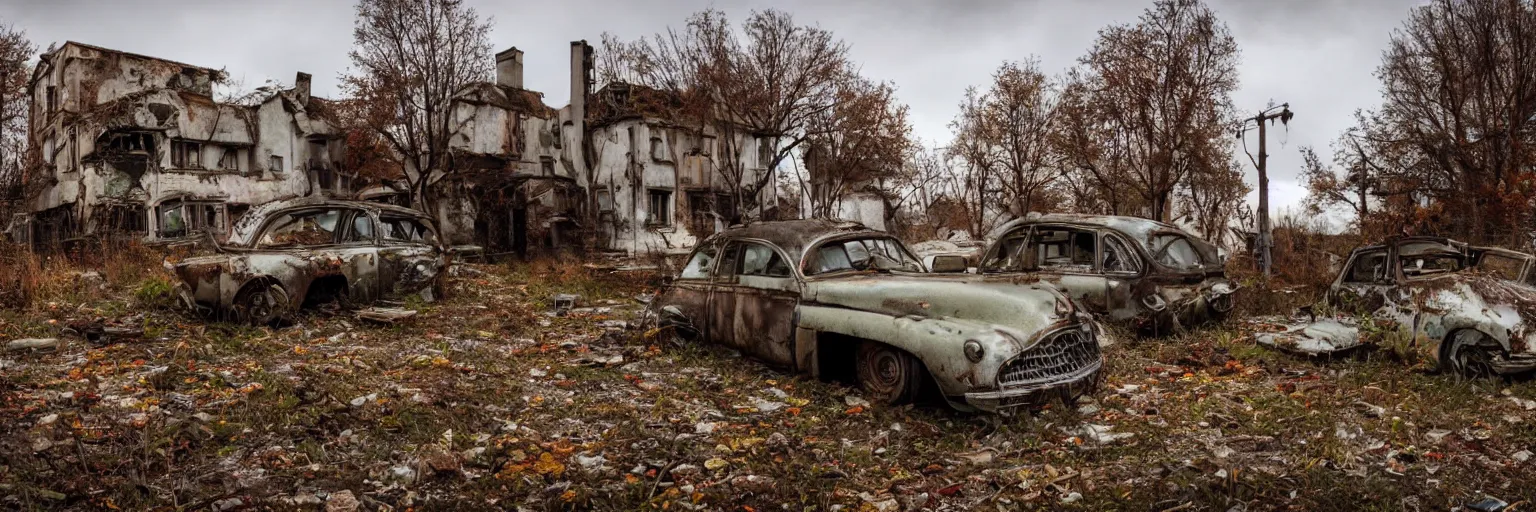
[340,0,493,212]
[1176,161,1249,245]
[1298,112,1389,235]
[1361,0,1536,245]
[1054,0,1240,222]
[600,9,851,220]
[947,89,1004,237]
[799,77,912,219]
[952,59,1062,217]
[0,22,33,208]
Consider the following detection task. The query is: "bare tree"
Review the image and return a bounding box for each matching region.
[601,9,851,220]
[954,59,1062,216]
[947,88,1001,237]
[801,76,912,218]
[1361,0,1536,245]
[0,22,34,207]
[1054,0,1240,222]
[1176,160,1249,247]
[340,0,493,213]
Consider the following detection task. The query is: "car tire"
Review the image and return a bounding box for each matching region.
[234,281,289,326]
[855,341,924,406]
[1447,330,1501,379]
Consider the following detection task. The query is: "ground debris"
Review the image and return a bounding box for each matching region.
[5,338,59,351]
[357,306,418,324]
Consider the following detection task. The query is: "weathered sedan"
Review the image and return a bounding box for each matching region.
[1258,236,1536,378]
[976,213,1236,333]
[167,197,445,324]
[653,219,1104,412]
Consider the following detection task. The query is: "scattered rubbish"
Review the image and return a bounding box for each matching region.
[844,395,871,408]
[6,338,60,352]
[357,307,418,324]
[1253,317,1363,355]
[326,490,360,512]
[1467,495,1510,512]
[1065,424,1134,445]
[957,448,997,465]
[553,294,581,315]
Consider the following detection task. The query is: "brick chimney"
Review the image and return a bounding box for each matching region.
[496,47,524,89]
[294,72,312,106]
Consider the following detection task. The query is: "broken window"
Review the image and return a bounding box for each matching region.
[1029,229,1098,273]
[258,209,344,248]
[540,156,555,176]
[106,133,152,154]
[1475,252,1526,281]
[651,137,668,162]
[270,155,285,174]
[344,213,375,243]
[219,147,239,171]
[739,243,791,278]
[757,137,774,167]
[1150,234,1209,271]
[380,216,437,244]
[101,204,146,234]
[648,189,672,226]
[1344,249,1389,283]
[171,141,203,169]
[1103,234,1141,274]
[157,200,225,239]
[808,237,923,275]
[595,189,614,213]
[46,86,56,114]
[680,241,719,280]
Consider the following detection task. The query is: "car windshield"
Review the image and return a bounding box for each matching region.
[807,237,923,275]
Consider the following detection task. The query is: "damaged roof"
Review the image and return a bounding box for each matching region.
[453,82,559,119]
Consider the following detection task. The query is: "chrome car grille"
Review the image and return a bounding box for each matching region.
[998,327,1101,388]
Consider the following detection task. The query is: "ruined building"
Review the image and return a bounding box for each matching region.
[17,42,345,245]
[441,42,776,257]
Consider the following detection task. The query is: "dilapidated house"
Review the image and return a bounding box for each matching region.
[18,42,346,246]
[438,41,776,257]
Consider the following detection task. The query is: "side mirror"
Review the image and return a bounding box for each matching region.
[927,254,968,273]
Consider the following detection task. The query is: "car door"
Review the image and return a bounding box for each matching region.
[1018,225,1111,314]
[252,206,378,305]
[1331,246,1394,312]
[659,239,722,339]
[716,240,800,366]
[1100,231,1144,321]
[375,213,445,300]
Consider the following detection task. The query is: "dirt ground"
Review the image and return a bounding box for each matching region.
[2,260,1535,511]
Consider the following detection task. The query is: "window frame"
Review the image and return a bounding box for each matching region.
[1341,247,1392,285]
[377,215,439,246]
[156,199,228,239]
[679,239,722,281]
[647,188,673,227]
[254,207,354,249]
[171,140,204,169]
[1101,232,1143,276]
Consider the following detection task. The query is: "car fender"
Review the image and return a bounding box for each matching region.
[795,304,1041,396]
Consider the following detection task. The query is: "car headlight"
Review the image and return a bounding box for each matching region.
[1141,294,1168,312]
[963,339,984,363]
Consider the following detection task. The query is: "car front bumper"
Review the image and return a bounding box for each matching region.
[961,360,1103,412]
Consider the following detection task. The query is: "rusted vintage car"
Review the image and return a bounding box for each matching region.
[1258,237,1536,377]
[974,213,1236,332]
[167,197,445,324]
[652,219,1104,412]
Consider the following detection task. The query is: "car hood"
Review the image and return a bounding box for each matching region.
[803,273,1074,336]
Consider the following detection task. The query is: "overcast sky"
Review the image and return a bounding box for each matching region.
[3,0,1423,226]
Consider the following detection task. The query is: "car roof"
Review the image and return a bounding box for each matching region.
[225,197,432,247]
[713,219,883,261]
[997,213,1185,241]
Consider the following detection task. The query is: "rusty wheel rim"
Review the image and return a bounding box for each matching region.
[1450,331,1498,379]
[860,348,904,399]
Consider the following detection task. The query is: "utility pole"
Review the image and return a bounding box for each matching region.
[1241,104,1293,277]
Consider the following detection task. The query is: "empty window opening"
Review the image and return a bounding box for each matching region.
[648,189,672,226]
[171,140,203,169]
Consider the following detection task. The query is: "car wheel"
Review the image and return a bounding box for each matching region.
[234,281,289,326]
[1447,330,1501,379]
[855,341,924,405]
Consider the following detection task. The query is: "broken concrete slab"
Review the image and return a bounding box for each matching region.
[6,338,60,352]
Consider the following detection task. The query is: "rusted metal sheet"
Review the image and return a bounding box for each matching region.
[652,219,1104,413]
